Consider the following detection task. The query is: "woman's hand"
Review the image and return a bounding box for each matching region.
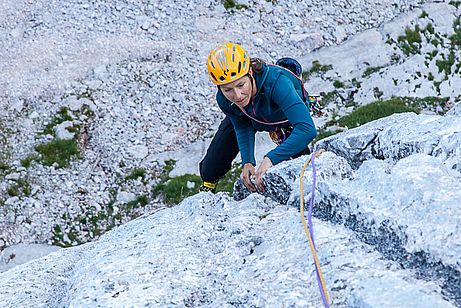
[255,156,273,192]
[241,163,256,192]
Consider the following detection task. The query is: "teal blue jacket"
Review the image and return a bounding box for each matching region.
[216,64,317,166]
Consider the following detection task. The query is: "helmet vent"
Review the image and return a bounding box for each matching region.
[231,72,236,77]
[238,62,241,73]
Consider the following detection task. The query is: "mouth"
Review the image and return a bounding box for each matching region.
[235,98,247,105]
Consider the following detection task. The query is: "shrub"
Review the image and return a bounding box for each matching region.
[337,98,419,129]
[436,51,455,78]
[363,66,384,78]
[397,25,422,56]
[222,0,248,10]
[304,60,333,80]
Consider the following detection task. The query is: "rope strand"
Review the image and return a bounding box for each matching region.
[300,149,329,307]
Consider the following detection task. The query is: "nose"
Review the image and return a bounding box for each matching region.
[233,89,244,101]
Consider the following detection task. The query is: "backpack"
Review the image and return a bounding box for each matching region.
[274,57,321,115]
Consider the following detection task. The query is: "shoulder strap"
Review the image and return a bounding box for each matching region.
[236,104,288,125]
[267,64,308,103]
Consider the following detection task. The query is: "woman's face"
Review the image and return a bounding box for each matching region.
[220,74,253,108]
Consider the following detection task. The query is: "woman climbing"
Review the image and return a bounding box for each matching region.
[199,42,317,193]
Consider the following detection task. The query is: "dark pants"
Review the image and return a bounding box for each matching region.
[199,117,311,183]
[199,116,239,183]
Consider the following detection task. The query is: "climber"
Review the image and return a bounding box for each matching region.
[199,42,317,193]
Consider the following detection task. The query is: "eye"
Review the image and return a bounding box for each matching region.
[222,88,232,93]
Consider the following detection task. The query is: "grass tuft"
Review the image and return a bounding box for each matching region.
[153,174,202,205]
[125,167,146,181]
[35,139,80,168]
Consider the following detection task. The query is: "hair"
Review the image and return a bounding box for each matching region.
[250,57,266,75]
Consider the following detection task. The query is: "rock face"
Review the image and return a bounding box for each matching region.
[0,111,459,307]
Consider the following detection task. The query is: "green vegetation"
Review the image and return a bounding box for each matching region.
[7,178,31,197]
[152,160,241,205]
[397,25,422,56]
[126,195,149,210]
[319,91,337,106]
[303,60,333,80]
[153,174,202,205]
[363,65,384,78]
[23,104,94,169]
[449,1,461,9]
[34,139,80,168]
[315,129,342,141]
[329,96,451,130]
[125,167,146,181]
[333,80,344,88]
[436,51,455,78]
[373,87,384,100]
[449,17,461,48]
[42,107,73,136]
[21,155,39,168]
[351,78,362,89]
[52,189,151,247]
[426,49,438,61]
[216,163,242,192]
[336,98,419,129]
[222,0,248,10]
[431,38,441,47]
[424,22,434,35]
[419,11,429,19]
[0,162,10,175]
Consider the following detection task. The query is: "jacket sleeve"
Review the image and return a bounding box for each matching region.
[265,74,317,165]
[216,92,256,166]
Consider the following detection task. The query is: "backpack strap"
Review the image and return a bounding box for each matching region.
[235,63,309,126]
[235,104,288,125]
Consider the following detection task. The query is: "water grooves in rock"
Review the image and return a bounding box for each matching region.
[315,193,461,306]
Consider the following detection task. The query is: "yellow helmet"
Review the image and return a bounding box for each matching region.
[207,42,250,85]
